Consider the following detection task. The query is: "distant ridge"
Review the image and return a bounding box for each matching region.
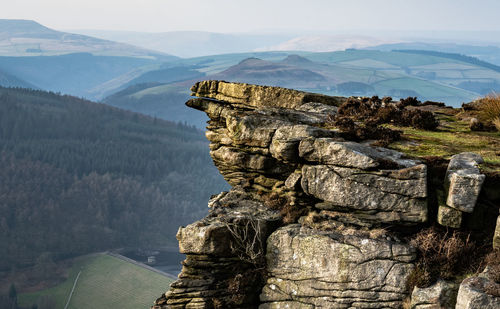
[396,49,500,74]
[281,54,314,65]
[0,19,177,60]
[0,19,56,38]
[211,57,326,87]
[0,68,38,89]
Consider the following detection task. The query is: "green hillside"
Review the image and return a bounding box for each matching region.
[0,87,228,270]
[0,19,176,60]
[0,53,162,99]
[103,49,500,128]
[18,254,173,309]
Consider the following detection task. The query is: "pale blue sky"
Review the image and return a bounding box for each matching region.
[1,0,499,33]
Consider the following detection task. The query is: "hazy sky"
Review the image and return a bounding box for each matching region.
[2,0,500,33]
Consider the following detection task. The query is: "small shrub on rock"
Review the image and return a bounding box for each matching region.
[400,109,439,130]
[338,97,377,120]
[332,116,355,132]
[262,192,305,224]
[333,96,439,146]
[422,101,446,107]
[407,227,477,290]
[398,96,421,107]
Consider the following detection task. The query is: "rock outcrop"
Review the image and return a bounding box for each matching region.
[156,190,281,308]
[153,81,500,308]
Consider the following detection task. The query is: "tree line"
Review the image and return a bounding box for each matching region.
[0,87,228,271]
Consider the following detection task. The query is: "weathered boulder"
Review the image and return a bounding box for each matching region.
[301,164,428,224]
[260,225,416,308]
[445,152,485,213]
[437,205,462,229]
[455,269,500,309]
[410,280,458,309]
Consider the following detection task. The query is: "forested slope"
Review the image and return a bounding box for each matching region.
[0,87,227,270]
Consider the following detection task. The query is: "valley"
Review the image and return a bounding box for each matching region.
[1,14,500,309]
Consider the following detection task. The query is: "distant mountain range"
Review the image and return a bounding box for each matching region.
[0,19,182,98]
[2,19,500,124]
[0,19,177,60]
[256,35,395,53]
[368,42,500,66]
[104,49,500,128]
[69,29,296,58]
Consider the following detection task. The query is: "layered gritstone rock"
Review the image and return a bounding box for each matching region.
[301,164,428,225]
[190,80,346,110]
[154,190,281,309]
[260,225,416,308]
[155,81,498,308]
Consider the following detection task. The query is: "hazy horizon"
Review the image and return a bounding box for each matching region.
[2,0,499,34]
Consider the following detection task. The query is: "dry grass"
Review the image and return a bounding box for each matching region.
[484,250,500,297]
[406,227,479,291]
[493,117,500,131]
[476,94,500,121]
[485,250,500,283]
[223,218,265,266]
[402,296,412,309]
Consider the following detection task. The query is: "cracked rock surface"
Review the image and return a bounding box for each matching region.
[260,225,416,308]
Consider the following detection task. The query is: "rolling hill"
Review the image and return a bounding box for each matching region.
[368,42,500,66]
[255,34,393,52]
[0,19,176,60]
[103,49,499,128]
[0,53,161,98]
[0,68,37,89]
[0,19,184,99]
[211,57,326,88]
[69,29,295,58]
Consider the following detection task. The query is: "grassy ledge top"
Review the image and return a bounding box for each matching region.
[386,102,500,173]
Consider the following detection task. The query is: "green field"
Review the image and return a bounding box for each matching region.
[372,77,478,102]
[18,254,174,309]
